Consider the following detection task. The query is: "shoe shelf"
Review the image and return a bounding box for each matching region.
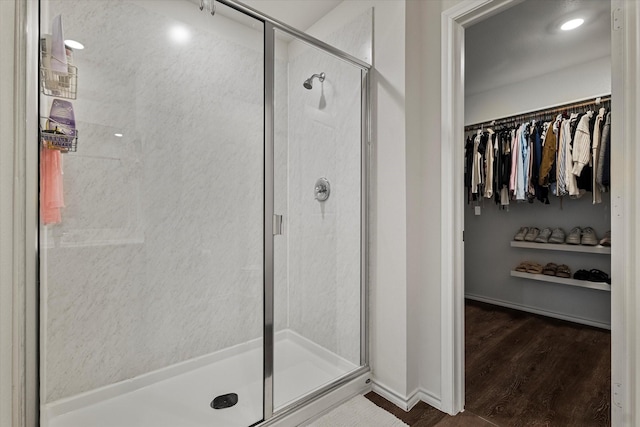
[510,270,611,291]
[510,241,611,254]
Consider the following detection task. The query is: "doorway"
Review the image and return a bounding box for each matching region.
[441,0,630,424]
[461,0,612,422]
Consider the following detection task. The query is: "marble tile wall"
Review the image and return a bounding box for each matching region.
[43,0,268,402]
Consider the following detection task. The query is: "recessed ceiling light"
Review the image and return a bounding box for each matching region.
[64,39,84,50]
[114,133,123,138]
[561,18,584,31]
[169,25,190,44]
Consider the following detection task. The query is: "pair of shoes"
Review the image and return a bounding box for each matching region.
[514,227,549,242]
[555,264,571,278]
[542,262,557,275]
[514,227,529,241]
[524,228,540,242]
[527,262,543,274]
[574,269,611,284]
[534,228,552,243]
[515,261,529,272]
[600,230,611,246]
[565,227,599,246]
[515,261,543,274]
[548,228,566,244]
[544,263,571,277]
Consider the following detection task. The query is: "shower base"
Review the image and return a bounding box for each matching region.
[45,330,357,427]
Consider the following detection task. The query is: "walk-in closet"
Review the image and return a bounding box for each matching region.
[463,0,611,424]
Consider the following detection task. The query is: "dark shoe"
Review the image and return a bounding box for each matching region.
[588,269,611,284]
[573,269,590,280]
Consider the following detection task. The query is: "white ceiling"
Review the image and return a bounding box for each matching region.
[239,0,343,31]
[465,0,611,96]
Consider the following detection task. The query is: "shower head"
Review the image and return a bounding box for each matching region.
[303,72,325,90]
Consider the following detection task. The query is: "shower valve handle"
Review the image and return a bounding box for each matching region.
[314,178,330,202]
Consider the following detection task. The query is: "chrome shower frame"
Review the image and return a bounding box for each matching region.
[243,1,371,422]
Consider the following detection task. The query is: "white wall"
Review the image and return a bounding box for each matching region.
[416,0,468,407]
[405,0,424,399]
[465,56,611,125]
[0,1,17,425]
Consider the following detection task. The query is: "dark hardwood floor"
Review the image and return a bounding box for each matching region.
[366,300,611,426]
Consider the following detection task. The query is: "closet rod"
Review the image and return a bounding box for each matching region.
[464,95,611,132]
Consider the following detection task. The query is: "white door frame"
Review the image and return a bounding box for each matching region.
[440,0,639,424]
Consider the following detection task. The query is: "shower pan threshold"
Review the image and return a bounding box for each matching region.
[44,330,357,427]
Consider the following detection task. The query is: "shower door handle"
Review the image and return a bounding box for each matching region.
[273,214,283,236]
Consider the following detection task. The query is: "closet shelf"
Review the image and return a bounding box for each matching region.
[510,270,611,291]
[510,241,611,254]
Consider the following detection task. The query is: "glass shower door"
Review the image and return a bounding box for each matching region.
[273,30,365,410]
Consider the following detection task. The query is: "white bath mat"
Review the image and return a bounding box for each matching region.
[307,395,409,427]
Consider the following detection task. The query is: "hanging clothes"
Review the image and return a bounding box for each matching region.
[539,117,557,187]
[565,113,583,199]
[498,129,511,208]
[526,122,536,201]
[509,127,519,197]
[471,131,483,196]
[463,97,611,209]
[484,129,495,199]
[571,110,594,176]
[464,135,474,203]
[591,108,606,204]
[512,124,526,201]
[597,111,612,191]
[532,122,549,204]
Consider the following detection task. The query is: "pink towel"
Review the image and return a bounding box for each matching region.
[41,147,64,224]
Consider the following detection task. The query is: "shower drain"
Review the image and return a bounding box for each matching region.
[211,393,238,410]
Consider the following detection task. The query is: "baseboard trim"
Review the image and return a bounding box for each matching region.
[371,381,442,412]
[465,294,611,330]
[413,389,442,412]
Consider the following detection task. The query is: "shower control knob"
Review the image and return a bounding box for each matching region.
[314,177,330,202]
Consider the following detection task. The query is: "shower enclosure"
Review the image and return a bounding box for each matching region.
[38,0,370,426]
